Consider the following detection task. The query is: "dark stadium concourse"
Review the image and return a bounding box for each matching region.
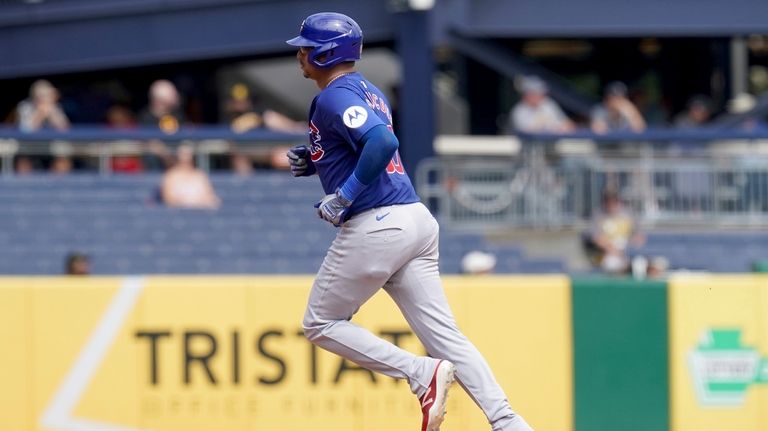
[1,0,767,79]
[460,37,738,134]
[2,0,768,167]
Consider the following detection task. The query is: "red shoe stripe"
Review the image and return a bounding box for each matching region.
[420,360,444,431]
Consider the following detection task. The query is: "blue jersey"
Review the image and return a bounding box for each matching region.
[307,72,419,219]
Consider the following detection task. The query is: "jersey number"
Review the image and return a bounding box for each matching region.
[384,125,404,175]
[386,151,405,175]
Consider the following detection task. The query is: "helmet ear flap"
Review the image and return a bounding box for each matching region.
[311,49,334,67]
[309,41,343,67]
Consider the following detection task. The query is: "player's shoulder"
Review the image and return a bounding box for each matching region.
[315,85,364,113]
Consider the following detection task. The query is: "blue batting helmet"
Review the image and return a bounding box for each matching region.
[286,12,363,68]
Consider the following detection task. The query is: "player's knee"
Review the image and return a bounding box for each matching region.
[302,323,317,341]
[302,315,328,342]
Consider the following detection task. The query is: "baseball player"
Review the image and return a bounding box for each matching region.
[285,12,533,431]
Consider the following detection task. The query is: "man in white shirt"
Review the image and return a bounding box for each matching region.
[510,76,575,134]
[16,80,70,132]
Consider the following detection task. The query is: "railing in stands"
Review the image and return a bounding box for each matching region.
[0,126,305,175]
[418,128,768,229]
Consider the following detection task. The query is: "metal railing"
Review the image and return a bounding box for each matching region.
[0,126,305,175]
[417,129,768,229]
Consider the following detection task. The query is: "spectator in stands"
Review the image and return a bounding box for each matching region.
[139,79,184,133]
[584,190,645,275]
[138,80,182,171]
[231,152,254,176]
[668,95,714,156]
[590,81,646,134]
[510,76,575,134]
[674,95,713,128]
[161,144,220,209]
[224,82,304,171]
[14,156,35,175]
[729,92,757,115]
[646,256,670,279]
[105,104,146,173]
[65,252,90,276]
[225,83,261,132]
[727,92,766,130]
[50,156,73,175]
[224,83,305,134]
[16,80,70,132]
[106,104,137,129]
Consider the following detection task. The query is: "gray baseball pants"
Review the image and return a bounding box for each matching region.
[302,202,531,431]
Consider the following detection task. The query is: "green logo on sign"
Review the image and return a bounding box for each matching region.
[690,329,768,406]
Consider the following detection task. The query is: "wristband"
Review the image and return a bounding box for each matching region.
[339,172,367,201]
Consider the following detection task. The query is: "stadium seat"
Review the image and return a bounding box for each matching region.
[5,174,764,274]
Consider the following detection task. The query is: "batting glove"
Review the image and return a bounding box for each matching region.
[314,190,353,227]
[286,145,316,177]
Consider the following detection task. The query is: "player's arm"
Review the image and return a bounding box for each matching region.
[316,124,398,226]
[339,124,398,200]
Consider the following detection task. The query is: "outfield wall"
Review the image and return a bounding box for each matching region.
[0,276,572,431]
[572,278,669,431]
[1,275,766,431]
[667,276,768,431]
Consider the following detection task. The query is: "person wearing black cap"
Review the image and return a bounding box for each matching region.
[590,81,646,133]
[673,95,713,129]
[64,252,90,276]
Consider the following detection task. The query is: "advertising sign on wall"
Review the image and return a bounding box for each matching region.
[669,275,768,431]
[0,275,571,431]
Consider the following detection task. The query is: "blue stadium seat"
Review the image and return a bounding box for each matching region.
[13,171,768,275]
[638,231,768,272]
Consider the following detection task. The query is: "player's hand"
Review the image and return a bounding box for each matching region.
[286,145,316,177]
[314,190,352,227]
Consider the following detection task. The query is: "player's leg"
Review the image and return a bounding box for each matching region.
[383,204,533,431]
[386,261,532,431]
[302,207,436,395]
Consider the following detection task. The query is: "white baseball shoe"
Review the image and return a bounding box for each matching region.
[419,359,456,431]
